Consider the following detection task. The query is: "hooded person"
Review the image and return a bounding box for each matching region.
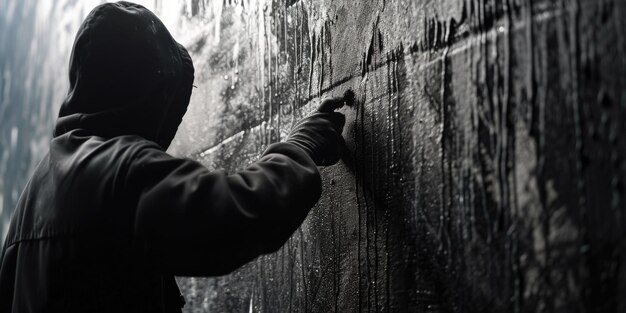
[0,2,346,312]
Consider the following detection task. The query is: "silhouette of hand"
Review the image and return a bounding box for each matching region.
[287,97,347,166]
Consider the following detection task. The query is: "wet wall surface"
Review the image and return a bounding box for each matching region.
[169,0,626,312]
[0,0,624,312]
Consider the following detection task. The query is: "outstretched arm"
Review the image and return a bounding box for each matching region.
[129,141,321,276]
[128,95,349,276]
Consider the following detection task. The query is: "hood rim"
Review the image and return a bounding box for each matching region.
[52,2,195,151]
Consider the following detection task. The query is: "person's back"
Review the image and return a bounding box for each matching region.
[0,2,346,312]
[0,134,192,311]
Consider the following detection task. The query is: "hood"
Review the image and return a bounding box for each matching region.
[53,1,194,149]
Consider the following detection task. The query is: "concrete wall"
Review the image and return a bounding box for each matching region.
[166,0,626,312]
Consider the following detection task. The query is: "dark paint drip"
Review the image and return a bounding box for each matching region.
[360,15,381,77]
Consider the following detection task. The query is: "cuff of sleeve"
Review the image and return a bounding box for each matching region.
[262,142,317,166]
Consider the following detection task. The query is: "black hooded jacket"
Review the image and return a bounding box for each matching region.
[0,2,321,312]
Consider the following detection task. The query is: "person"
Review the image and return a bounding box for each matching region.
[0,2,347,312]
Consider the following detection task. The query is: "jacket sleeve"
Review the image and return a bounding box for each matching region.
[126,141,321,276]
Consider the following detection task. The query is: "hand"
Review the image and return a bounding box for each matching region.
[287,96,347,166]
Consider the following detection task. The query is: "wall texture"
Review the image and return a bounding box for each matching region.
[165,0,626,312]
[1,0,625,312]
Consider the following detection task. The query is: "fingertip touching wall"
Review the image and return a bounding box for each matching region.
[165,0,626,312]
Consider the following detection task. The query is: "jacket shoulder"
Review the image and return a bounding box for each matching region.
[4,134,164,247]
